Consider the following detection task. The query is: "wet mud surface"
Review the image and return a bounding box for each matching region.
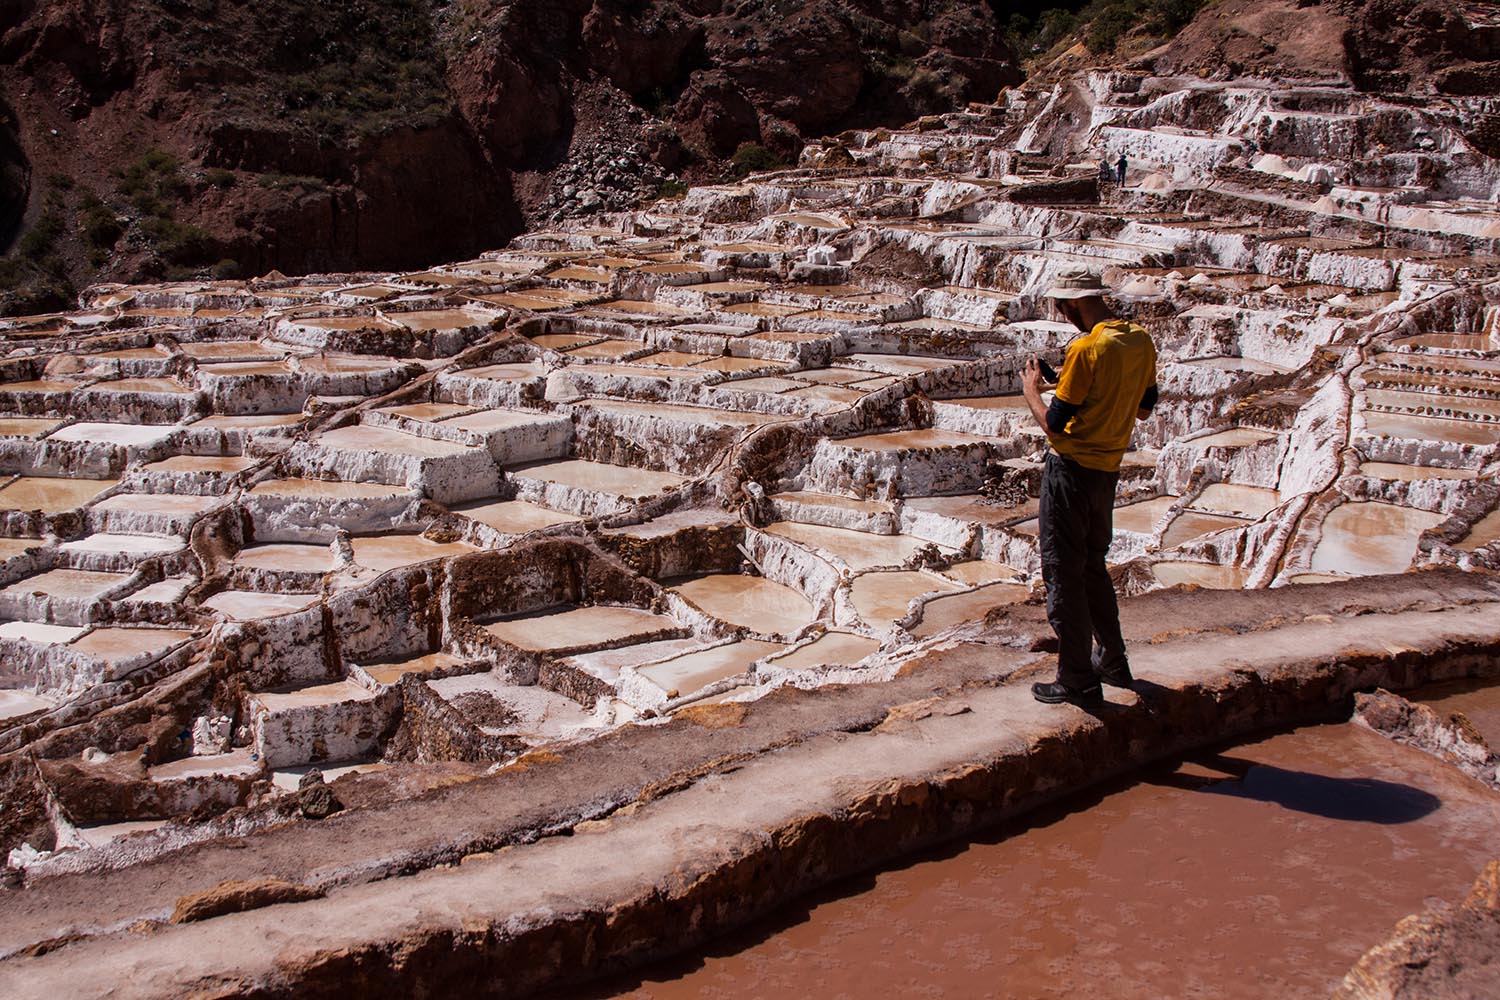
[578,713,1500,1000]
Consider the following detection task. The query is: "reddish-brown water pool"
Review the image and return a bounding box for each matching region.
[574,708,1500,1000]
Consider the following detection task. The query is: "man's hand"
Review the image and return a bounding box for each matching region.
[1022,356,1044,399]
[1022,357,1050,433]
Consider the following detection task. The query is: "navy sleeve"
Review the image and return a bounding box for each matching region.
[1046,396,1081,433]
[1139,384,1159,412]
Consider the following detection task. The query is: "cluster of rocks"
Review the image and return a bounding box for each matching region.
[535,138,670,225]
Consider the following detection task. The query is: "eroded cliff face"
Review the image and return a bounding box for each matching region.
[0,0,1019,313]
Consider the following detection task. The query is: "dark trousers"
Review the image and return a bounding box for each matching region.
[1039,452,1126,689]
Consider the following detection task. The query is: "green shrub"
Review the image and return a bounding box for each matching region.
[256,173,329,193]
[79,194,124,252]
[210,258,241,280]
[655,178,688,200]
[1085,3,1137,53]
[204,168,236,189]
[731,143,786,178]
[140,216,215,266]
[117,149,190,215]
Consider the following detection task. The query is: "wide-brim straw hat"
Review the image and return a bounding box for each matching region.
[1044,266,1107,300]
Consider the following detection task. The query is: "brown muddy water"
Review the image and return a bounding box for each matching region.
[568,698,1500,1000]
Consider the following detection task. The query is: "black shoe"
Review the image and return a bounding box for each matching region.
[1092,648,1135,689]
[1031,681,1103,707]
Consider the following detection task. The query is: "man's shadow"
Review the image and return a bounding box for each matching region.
[1064,680,1441,825]
[1146,749,1442,824]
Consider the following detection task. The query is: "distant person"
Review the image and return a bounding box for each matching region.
[1116,154,1128,185]
[1097,158,1114,187]
[1021,267,1159,707]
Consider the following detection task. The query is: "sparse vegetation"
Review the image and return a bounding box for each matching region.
[153,0,454,141]
[731,142,787,178]
[205,168,237,189]
[256,173,331,193]
[78,194,124,266]
[655,178,689,200]
[0,177,76,314]
[1006,0,1208,59]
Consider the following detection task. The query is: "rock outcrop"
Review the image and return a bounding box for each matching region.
[1335,859,1500,1000]
[0,0,1019,312]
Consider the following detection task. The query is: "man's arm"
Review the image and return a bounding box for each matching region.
[1024,356,1088,435]
[1136,383,1159,421]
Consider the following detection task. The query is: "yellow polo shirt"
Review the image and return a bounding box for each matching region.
[1047,319,1157,472]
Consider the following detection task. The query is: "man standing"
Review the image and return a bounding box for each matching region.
[1021,268,1158,707]
[1116,153,1128,185]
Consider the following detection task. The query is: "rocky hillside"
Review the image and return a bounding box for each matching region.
[0,0,1018,314]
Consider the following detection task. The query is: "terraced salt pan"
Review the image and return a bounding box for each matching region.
[1309,502,1447,576]
[362,651,466,687]
[1179,357,1289,374]
[1153,561,1251,589]
[0,689,53,720]
[1189,484,1281,519]
[190,413,304,432]
[1362,411,1500,446]
[455,499,583,534]
[59,533,184,558]
[939,561,1024,585]
[849,570,962,625]
[141,455,256,475]
[843,354,962,376]
[386,309,495,331]
[635,639,785,699]
[6,568,127,601]
[433,674,596,743]
[581,399,770,429]
[200,591,320,620]
[763,631,881,671]
[763,522,941,571]
[1391,334,1493,352]
[1359,462,1477,481]
[484,605,680,654]
[671,575,814,635]
[910,582,1030,638]
[250,479,410,500]
[378,403,474,423]
[47,423,176,447]
[566,340,644,360]
[1112,496,1179,534]
[0,622,86,644]
[0,417,61,438]
[93,493,219,534]
[177,341,285,362]
[69,626,194,664]
[254,679,374,712]
[1189,428,1279,448]
[509,459,687,499]
[1457,509,1500,551]
[0,538,39,560]
[0,477,116,511]
[119,578,193,605]
[1365,389,1500,420]
[81,377,195,395]
[561,637,705,687]
[234,543,336,574]
[349,535,476,572]
[312,425,476,459]
[1161,511,1251,548]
